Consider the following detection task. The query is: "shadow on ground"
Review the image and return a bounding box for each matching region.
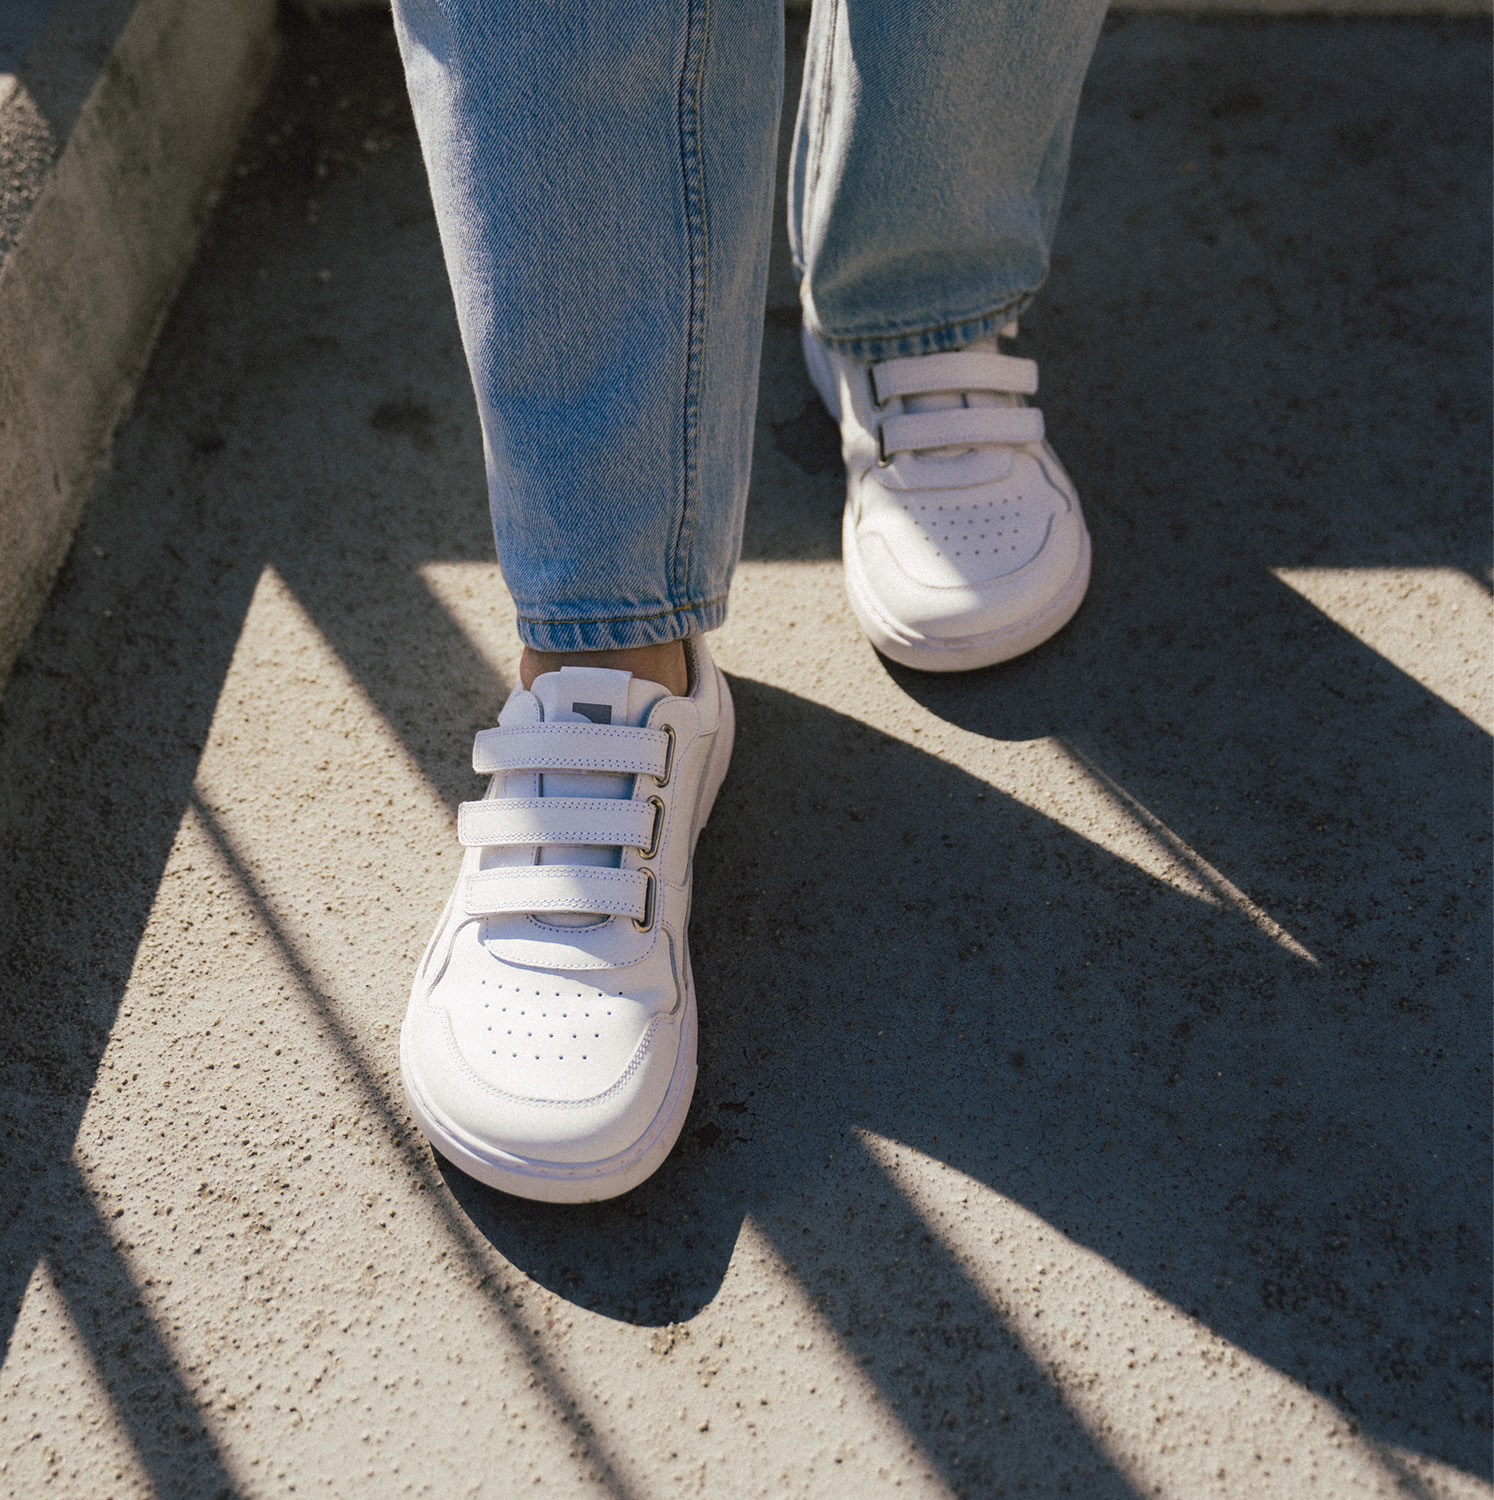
[0,9,1488,1497]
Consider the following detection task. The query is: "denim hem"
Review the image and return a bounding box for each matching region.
[805,290,1038,364]
[514,595,729,653]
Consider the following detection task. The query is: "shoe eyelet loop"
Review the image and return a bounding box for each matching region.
[637,795,665,860]
[633,868,656,932]
[653,723,676,788]
[875,424,893,467]
[868,365,888,410]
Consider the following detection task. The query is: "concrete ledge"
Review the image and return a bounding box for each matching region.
[0,0,276,695]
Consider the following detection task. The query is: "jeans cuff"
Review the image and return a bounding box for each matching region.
[514,595,729,653]
[806,293,1035,363]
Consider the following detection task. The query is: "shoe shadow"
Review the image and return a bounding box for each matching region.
[448,659,1489,1481]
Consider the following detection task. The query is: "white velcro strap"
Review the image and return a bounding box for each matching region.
[464,865,648,919]
[879,406,1044,457]
[472,723,670,777]
[458,797,655,849]
[869,350,1038,404]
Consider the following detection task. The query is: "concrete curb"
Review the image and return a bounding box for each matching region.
[0,0,276,696]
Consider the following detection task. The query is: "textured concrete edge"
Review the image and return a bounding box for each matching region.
[0,0,278,700]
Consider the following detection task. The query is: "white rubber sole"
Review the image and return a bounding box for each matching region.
[802,320,1091,673]
[403,672,735,1204]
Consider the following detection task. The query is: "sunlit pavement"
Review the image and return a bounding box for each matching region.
[0,12,1488,1499]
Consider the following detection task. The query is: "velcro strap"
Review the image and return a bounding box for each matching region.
[879,406,1044,457]
[870,350,1038,404]
[463,865,648,919]
[472,723,670,777]
[458,797,655,849]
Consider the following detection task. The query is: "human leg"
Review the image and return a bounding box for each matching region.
[790,0,1108,359]
[392,0,784,653]
[789,0,1108,671]
[390,0,780,1199]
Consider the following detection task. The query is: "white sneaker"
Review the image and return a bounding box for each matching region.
[401,636,734,1202]
[803,323,1091,672]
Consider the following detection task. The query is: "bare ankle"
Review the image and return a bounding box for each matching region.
[519,639,690,697]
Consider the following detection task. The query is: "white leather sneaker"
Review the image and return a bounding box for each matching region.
[804,324,1091,672]
[401,636,734,1202]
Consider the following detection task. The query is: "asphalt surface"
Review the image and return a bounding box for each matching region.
[0,11,1489,1499]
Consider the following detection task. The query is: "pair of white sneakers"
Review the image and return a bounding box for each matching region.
[400,325,1091,1201]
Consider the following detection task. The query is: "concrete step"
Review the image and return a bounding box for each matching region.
[0,0,276,694]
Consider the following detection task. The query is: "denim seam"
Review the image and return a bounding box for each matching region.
[805,0,838,218]
[672,0,711,615]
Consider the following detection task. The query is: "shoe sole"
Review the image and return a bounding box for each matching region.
[401,670,736,1204]
[802,321,1091,674]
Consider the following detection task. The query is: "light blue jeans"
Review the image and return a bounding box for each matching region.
[391,0,1108,651]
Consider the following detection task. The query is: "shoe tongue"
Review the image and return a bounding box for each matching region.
[530,665,666,730]
[525,666,671,925]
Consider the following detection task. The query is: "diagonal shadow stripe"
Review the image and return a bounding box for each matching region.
[271,549,509,813]
[0,504,268,1379]
[857,1128,1468,1500]
[748,1156,1138,1499]
[186,789,645,1499]
[39,1159,247,1500]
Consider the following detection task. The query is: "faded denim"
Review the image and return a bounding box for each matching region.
[391,0,1107,652]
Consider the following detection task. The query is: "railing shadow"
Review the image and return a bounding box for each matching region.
[0,6,1486,1494]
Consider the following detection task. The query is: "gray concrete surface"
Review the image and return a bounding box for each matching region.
[0,0,276,698]
[0,10,1489,1498]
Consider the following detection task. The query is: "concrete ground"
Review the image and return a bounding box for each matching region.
[0,11,1489,1499]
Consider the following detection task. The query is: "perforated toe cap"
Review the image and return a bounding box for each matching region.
[448,974,658,1101]
[404,930,683,1164]
[855,452,1066,591]
[853,502,1086,642]
[403,995,680,1165]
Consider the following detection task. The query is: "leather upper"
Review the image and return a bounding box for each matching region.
[808,329,1087,645]
[402,638,726,1164]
